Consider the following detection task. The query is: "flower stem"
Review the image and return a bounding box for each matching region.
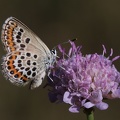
[84,108,94,120]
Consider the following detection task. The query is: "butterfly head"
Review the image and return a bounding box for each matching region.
[51,48,57,62]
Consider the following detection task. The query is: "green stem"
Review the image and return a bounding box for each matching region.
[84,108,94,120]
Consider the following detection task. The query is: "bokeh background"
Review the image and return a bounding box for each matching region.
[0,0,120,120]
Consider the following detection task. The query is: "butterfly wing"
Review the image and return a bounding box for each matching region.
[1,17,50,54]
[1,17,51,89]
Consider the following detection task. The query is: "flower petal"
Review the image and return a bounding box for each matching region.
[63,91,72,104]
[96,102,108,110]
[69,105,80,113]
[84,102,95,108]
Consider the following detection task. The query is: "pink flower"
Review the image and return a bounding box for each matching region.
[46,41,120,113]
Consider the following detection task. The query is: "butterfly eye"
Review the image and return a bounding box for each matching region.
[51,49,56,55]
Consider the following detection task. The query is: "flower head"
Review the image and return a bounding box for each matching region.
[46,41,120,113]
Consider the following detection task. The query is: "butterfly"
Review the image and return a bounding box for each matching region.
[1,17,57,89]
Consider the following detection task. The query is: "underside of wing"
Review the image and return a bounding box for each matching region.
[2,50,46,87]
[1,17,50,56]
[1,17,53,89]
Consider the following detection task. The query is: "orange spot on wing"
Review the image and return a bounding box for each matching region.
[22,75,28,81]
[3,21,17,52]
[17,72,22,78]
[14,52,21,55]
[8,42,14,47]
[10,47,16,51]
[13,69,18,74]
[7,34,12,37]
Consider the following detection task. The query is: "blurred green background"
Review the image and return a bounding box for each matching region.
[0,0,120,120]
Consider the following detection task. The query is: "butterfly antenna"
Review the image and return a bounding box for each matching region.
[52,38,77,59]
[52,38,77,50]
